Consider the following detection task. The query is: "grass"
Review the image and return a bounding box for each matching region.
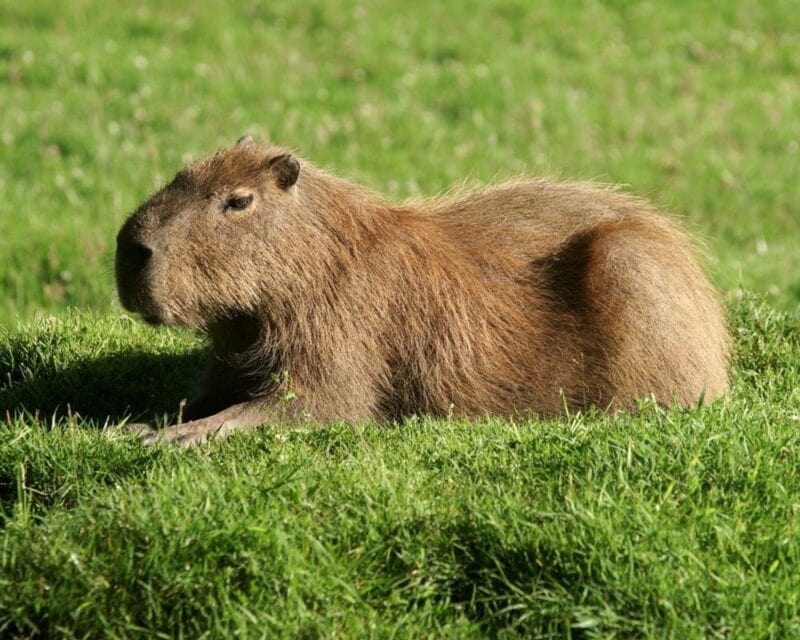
[1,0,798,321]
[1,301,799,637]
[1,0,799,637]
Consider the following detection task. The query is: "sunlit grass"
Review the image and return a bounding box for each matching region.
[1,300,799,637]
[1,0,798,323]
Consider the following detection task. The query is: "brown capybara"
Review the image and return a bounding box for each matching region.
[115,136,729,446]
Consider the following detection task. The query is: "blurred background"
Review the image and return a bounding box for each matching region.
[1,0,798,324]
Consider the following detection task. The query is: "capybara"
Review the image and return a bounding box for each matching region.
[115,137,729,445]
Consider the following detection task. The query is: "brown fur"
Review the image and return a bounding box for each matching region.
[115,139,729,445]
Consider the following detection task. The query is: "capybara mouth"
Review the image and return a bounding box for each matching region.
[116,284,150,317]
[116,284,169,326]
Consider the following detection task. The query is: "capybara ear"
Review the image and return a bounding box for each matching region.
[236,135,254,147]
[267,153,300,190]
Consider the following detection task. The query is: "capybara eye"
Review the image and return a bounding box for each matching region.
[223,194,254,211]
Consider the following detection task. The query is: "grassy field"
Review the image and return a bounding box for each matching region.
[1,0,799,637]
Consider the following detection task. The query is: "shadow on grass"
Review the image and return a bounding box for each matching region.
[0,348,207,427]
[376,515,606,637]
[0,346,207,526]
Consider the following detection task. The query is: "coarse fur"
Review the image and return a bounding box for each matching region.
[115,138,729,445]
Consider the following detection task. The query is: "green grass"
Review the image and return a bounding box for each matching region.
[1,0,799,637]
[1,301,799,637]
[1,0,798,321]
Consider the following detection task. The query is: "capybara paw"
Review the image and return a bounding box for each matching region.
[106,421,156,439]
[150,426,207,448]
[137,421,225,448]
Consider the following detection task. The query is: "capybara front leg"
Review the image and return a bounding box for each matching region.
[132,401,280,448]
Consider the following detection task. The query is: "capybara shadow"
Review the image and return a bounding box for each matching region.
[0,348,205,425]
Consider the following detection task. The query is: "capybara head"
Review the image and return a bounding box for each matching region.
[115,137,304,327]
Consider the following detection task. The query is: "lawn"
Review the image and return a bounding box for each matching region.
[1,0,799,637]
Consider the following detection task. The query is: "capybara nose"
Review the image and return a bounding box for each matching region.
[117,235,154,266]
[129,240,153,261]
